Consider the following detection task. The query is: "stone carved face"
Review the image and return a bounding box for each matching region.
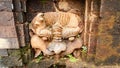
[30,12,83,57]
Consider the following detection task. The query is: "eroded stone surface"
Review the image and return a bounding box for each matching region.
[0,0,13,11]
[95,0,120,65]
[0,11,14,26]
[0,50,22,67]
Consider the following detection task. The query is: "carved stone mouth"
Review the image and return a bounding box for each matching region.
[62,38,83,55]
[48,40,67,54]
[47,37,83,55]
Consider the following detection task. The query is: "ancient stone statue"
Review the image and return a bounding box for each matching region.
[29,11,83,57]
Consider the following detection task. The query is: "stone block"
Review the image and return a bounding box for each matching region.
[0,11,14,26]
[0,38,19,49]
[14,12,24,23]
[0,0,13,11]
[95,0,120,65]
[0,50,22,66]
[99,13,120,35]
[0,49,8,56]
[100,0,120,21]
[95,34,120,65]
[0,26,17,38]
[21,0,27,12]
[16,24,24,36]
[24,23,30,44]
[101,0,120,12]
[13,0,22,12]
[16,24,26,47]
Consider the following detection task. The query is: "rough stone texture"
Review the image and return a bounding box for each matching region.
[27,0,55,13]
[0,26,17,38]
[85,0,100,62]
[16,24,26,47]
[0,0,119,67]
[26,0,55,22]
[0,0,13,11]
[12,0,22,12]
[54,0,85,13]
[0,38,19,49]
[0,11,14,26]
[26,13,37,22]
[0,49,8,56]
[95,0,120,65]
[0,50,22,67]
[0,11,19,49]
[13,0,26,47]
[0,0,24,67]
[14,12,24,23]
[27,59,54,68]
[0,1,19,62]
[24,22,30,44]
[0,12,19,49]
[54,0,85,23]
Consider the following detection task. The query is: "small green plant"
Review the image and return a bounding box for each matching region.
[66,54,78,63]
[33,54,43,63]
[53,64,57,68]
[77,34,81,38]
[18,44,31,61]
[81,46,87,53]
[20,45,30,54]
[81,45,87,60]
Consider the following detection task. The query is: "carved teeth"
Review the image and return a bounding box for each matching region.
[34,49,41,58]
[48,41,66,54]
[68,37,75,41]
[42,37,48,40]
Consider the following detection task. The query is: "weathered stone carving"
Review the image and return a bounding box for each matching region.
[29,12,83,57]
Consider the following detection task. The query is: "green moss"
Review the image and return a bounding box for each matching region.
[8,50,21,57]
[40,0,47,3]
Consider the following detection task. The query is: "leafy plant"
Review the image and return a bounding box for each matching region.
[66,54,78,63]
[53,64,57,68]
[20,45,30,55]
[33,54,43,63]
[17,45,31,61]
[77,34,81,38]
[81,45,87,53]
[81,45,87,60]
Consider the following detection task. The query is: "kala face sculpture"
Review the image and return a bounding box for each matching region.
[29,12,83,57]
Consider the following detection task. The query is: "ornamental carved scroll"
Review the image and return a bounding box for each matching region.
[29,12,83,57]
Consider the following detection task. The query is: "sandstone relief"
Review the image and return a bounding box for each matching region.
[29,11,83,57]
